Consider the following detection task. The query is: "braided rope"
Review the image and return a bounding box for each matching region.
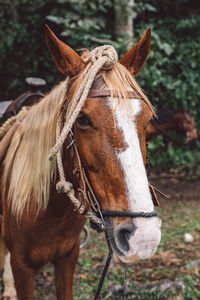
[53,80,105,228]
[56,181,104,228]
[83,45,118,70]
[55,77,70,182]
[49,45,118,228]
[49,45,118,161]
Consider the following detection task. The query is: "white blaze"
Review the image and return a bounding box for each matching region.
[110,98,153,212]
[107,97,161,262]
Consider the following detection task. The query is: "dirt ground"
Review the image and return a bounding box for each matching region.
[0,175,200,299]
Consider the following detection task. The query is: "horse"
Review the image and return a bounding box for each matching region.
[0,25,161,300]
[146,108,198,142]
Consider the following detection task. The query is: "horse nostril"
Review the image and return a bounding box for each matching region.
[116,223,137,253]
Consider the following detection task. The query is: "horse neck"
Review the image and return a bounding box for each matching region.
[156,117,178,133]
[48,187,72,219]
[47,182,86,236]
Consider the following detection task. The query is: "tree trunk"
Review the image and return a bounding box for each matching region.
[115,0,134,44]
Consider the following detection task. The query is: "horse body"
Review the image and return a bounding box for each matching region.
[1,142,86,298]
[147,109,197,142]
[0,26,161,299]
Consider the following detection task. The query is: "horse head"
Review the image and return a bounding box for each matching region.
[45,26,161,264]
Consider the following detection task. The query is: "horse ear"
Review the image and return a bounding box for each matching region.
[119,28,151,75]
[45,25,84,76]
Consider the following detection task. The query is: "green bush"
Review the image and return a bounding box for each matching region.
[0,0,199,172]
[133,0,200,171]
[0,0,62,100]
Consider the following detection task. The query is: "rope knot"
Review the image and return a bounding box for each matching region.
[56,180,73,194]
[83,45,118,70]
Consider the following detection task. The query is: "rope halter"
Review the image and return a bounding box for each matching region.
[48,45,118,229]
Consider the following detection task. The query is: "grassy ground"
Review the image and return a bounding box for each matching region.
[74,191,200,300]
[33,177,200,300]
[1,178,200,299]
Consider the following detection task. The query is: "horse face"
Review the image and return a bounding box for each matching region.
[74,97,161,263]
[45,25,161,264]
[177,111,198,142]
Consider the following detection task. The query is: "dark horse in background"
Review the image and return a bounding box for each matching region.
[0,27,162,299]
[147,108,198,142]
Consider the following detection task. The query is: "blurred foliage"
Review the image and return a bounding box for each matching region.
[132,0,200,172]
[0,0,199,171]
[47,0,114,48]
[0,0,63,99]
[0,0,119,100]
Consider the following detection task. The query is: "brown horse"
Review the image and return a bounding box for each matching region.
[147,108,198,142]
[0,26,161,299]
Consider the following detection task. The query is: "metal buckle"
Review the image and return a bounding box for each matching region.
[67,130,75,149]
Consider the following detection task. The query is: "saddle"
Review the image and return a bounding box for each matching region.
[0,77,46,164]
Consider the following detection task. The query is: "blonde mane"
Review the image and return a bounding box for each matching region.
[2,56,153,219]
[2,81,67,218]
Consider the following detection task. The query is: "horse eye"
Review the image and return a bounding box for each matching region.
[77,114,92,128]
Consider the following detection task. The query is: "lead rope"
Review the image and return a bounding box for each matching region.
[48,45,118,229]
[94,231,114,300]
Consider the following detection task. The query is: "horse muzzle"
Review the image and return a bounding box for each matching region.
[111,216,162,264]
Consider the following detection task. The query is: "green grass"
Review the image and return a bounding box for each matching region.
[74,198,200,299]
[22,182,199,300]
